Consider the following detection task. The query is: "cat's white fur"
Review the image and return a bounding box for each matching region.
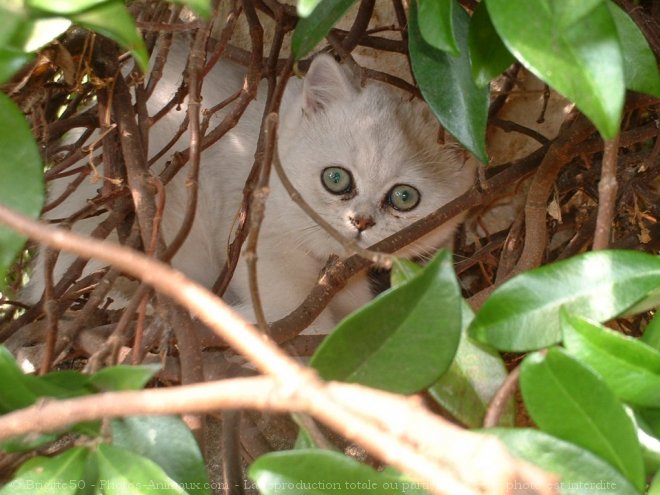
[25,44,475,332]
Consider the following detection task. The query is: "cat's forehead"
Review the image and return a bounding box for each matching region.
[303,88,452,185]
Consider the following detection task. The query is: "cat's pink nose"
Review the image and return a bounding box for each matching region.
[350,215,375,232]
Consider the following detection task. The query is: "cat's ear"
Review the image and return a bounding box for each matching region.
[302,54,356,114]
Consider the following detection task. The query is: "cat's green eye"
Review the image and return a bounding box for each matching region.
[387,184,420,211]
[321,166,353,195]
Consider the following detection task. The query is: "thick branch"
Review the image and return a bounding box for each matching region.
[0,373,557,495]
[0,203,556,495]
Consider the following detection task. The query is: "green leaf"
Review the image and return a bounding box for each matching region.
[37,370,93,395]
[0,93,44,288]
[112,416,210,495]
[292,0,356,59]
[392,261,510,425]
[168,0,211,18]
[467,1,514,88]
[293,425,316,450]
[297,0,321,18]
[561,311,660,408]
[409,0,488,162]
[310,250,461,394]
[468,250,660,352]
[606,2,660,98]
[651,470,660,495]
[428,301,513,428]
[0,346,38,412]
[0,351,98,451]
[249,450,429,494]
[485,428,641,495]
[520,348,644,491]
[549,0,604,29]
[642,312,660,352]
[23,370,94,400]
[89,364,159,391]
[0,431,61,454]
[392,263,512,426]
[485,0,625,138]
[0,48,32,84]
[633,411,660,474]
[96,444,188,494]
[21,17,72,52]
[0,4,35,82]
[417,0,459,55]
[26,0,111,14]
[638,408,660,439]
[390,258,422,287]
[77,452,99,495]
[70,1,148,72]
[0,447,88,495]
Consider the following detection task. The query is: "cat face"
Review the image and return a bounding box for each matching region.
[274,55,474,261]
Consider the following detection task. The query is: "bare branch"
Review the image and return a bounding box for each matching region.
[0,204,557,495]
[593,135,621,250]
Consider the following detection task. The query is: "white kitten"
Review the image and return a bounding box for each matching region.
[25,44,475,333]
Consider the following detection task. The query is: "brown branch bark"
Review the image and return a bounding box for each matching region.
[0,203,557,495]
[592,135,621,250]
[483,366,520,428]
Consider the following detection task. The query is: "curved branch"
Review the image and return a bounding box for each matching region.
[0,203,557,495]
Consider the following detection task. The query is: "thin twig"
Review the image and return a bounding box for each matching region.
[341,0,376,53]
[207,0,265,296]
[245,116,276,332]
[491,118,549,145]
[593,134,621,250]
[483,366,520,428]
[162,24,210,261]
[0,204,558,495]
[40,247,60,375]
[222,409,246,495]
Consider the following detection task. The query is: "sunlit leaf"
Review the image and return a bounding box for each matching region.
[26,0,112,14]
[0,94,44,288]
[70,1,148,72]
[520,348,644,490]
[112,416,210,495]
[428,301,513,427]
[89,364,159,391]
[249,450,429,494]
[168,0,211,18]
[297,0,322,18]
[292,0,356,59]
[0,447,88,495]
[469,250,660,351]
[0,48,32,84]
[0,346,38,413]
[642,312,660,352]
[486,428,640,495]
[561,311,660,407]
[651,470,660,495]
[417,0,459,55]
[606,2,660,97]
[632,411,660,474]
[485,0,625,138]
[409,0,488,162]
[548,0,604,29]
[96,444,188,494]
[311,250,461,394]
[467,1,514,87]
